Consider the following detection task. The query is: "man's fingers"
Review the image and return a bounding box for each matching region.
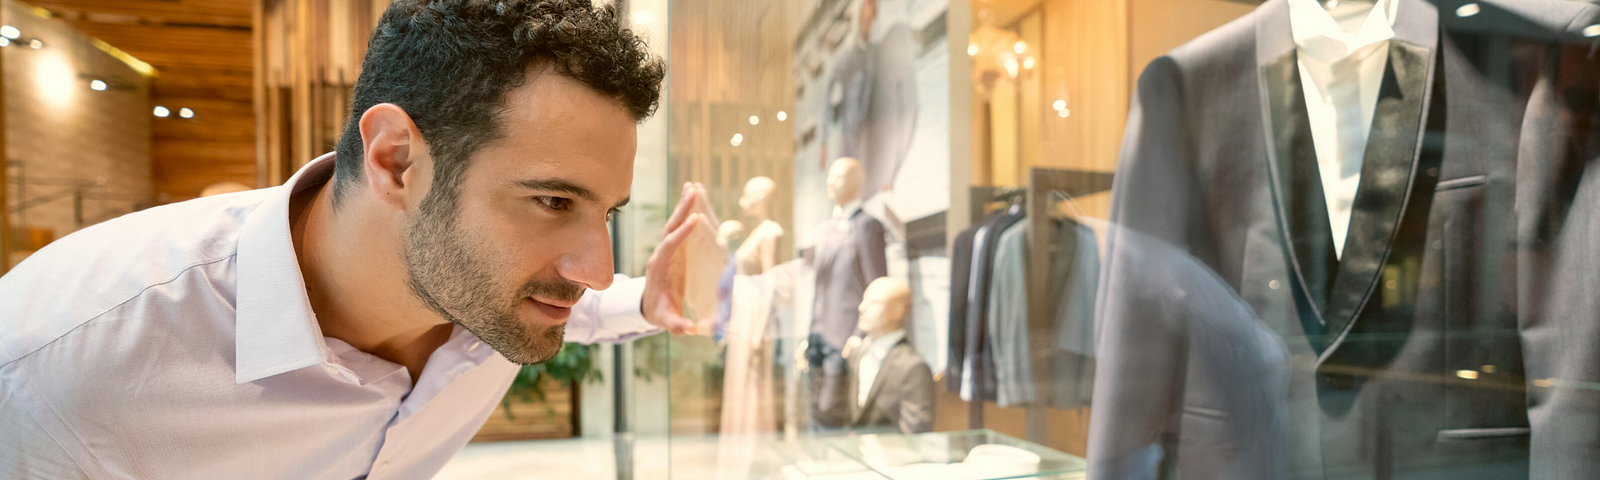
[662,182,696,234]
[654,212,701,262]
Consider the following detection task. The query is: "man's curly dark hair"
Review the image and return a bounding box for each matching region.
[331,0,666,207]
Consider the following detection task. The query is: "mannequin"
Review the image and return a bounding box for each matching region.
[715,177,785,479]
[734,177,783,275]
[844,277,932,434]
[808,157,888,428]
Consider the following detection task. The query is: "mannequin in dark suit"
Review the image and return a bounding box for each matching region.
[809,157,889,428]
[845,277,933,434]
[1089,0,1600,479]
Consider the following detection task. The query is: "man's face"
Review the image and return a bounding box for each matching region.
[857,292,887,333]
[403,71,635,365]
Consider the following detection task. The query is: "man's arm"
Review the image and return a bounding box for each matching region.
[1,377,92,479]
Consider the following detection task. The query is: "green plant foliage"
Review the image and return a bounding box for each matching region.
[500,342,603,420]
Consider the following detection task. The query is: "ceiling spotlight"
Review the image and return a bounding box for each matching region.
[1023,56,1035,70]
[1057,108,1071,118]
[179,107,195,119]
[29,39,42,49]
[776,111,787,122]
[730,133,743,147]
[153,106,170,117]
[0,26,18,39]
[1052,99,1066,111]
[1013,41,1027,54]
[967,45,978,56]
[0,37,9,47]
[749,115,760,126]
[90,80,107,91]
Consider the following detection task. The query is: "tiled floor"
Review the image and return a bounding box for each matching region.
[434,436,716,480]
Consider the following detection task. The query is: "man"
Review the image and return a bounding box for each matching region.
[0,1,708,478]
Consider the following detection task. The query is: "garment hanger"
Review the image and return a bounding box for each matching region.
[1047,188,1087,222]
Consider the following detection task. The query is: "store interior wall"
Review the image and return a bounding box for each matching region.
[3,0,152,269]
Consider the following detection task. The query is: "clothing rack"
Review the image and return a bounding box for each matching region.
[956,169,1115,437]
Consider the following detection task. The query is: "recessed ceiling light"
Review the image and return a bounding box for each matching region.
[90,80,107,91]
[0,26,19,39]
[179,107,195,119]
[153,106,170,117]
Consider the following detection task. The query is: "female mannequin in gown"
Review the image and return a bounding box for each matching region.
[717,177,785,478]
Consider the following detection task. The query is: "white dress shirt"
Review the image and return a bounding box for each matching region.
[1288,0,1397,258]
[831,199,862,221]
[856,330,906,407]
[0,154,657,480]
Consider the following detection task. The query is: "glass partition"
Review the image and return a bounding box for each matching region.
[648,0,1600,479]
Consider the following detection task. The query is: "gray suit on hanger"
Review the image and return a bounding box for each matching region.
[1089,0,1600,479]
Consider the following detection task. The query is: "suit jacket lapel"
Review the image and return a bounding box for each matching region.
[1319,41,1433,348]
[852,340,904,425]
[1259,7,1334,348]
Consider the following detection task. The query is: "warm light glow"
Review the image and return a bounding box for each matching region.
[29,38,42,49]
[0,38,9,47]
[967,45,978,56]
[1023,56,1035,70]
[776,111,787,121]
[748,115,759,126]
[0,25,18,39]
[1003,57,1019,78]
[1586,24,1600,38]
[1456,370,1479,380]
[1455,3,1479,17]
[730,133,743,147]
[1013,41,1026,54]
[35,55,76,108]
[179,107,195,119]
[1052,99,1066,111]
[1057,108,1070,118]
[90,79,107,91]
[632,10,655,25]
[153,106,170,117]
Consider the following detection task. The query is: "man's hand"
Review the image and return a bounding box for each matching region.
[642,182,719,335]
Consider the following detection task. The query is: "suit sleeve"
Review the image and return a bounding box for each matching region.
[1086,56,1206,480]
[858,217,889,284]
[898,358,936,434]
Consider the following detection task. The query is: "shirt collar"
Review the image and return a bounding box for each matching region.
[1288,0,1397,65]
[863,329,906,360]
[234,153,338,384]
[832,200,863,220]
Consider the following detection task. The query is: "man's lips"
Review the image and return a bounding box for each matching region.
[526,297,573,323]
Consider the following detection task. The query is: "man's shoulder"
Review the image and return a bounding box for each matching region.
[0,189,273,365]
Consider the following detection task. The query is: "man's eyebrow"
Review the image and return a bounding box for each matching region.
[515,179,598,202]
[611,197,631,210]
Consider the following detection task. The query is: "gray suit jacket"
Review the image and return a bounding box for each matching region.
[811,210,889,350]
[1089,0,1600,479]
[847,338,935,435]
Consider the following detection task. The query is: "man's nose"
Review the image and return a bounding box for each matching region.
[557,224,615,291]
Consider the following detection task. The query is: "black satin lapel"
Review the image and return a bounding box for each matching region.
[1322,42,1431,340]
[1263,51,1334,345]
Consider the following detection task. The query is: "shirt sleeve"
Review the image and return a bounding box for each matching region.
[562,274,662,344]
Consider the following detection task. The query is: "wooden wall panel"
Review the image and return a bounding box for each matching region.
[29,0,256,203]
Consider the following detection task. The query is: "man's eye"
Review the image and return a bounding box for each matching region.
[535,196,572,212]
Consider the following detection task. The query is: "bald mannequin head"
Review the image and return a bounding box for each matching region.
[739,176,776,220]
[826,157,865,205]
[857,277,911,337]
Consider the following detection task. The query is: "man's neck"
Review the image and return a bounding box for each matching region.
[289,176,453,384]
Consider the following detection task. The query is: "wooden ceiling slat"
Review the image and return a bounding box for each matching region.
[25,0,252,28]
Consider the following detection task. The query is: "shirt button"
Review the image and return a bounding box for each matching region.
[468,341,482,352]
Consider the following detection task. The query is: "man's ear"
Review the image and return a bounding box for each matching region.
[359,103,427,211]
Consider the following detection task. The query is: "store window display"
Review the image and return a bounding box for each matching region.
[844,277,934,434]
[1091,0,1600,479]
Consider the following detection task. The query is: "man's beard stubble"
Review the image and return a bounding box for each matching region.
[401,192,583,365]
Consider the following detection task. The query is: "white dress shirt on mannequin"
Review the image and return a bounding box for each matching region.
[1288,0,1397,258]
[858,329,907,407]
